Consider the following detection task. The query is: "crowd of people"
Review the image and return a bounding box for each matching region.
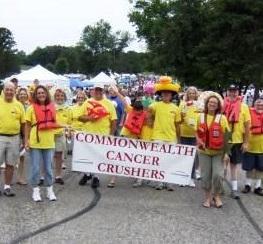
[0,76,262,209]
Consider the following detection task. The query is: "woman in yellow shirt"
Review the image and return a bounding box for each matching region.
[25,85,58,202]
[16,88,30,185]
[196,94,230,208]
[242,97,263,196]
[53,88,71,185]
[70,91,86,131]
[179,86,200,186]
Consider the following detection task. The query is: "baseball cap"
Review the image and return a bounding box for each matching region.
[94,84,104,89]
[228,84,238,90]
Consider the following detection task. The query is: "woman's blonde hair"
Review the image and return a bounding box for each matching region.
[185,86,199,101]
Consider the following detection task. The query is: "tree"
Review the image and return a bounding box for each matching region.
[26,45,80,73]
[0,27,19,78]
[46,63,55,72]
[80,19,131,55]
[129,0,263,90]
[129,0,208,85]
[196,0,263,91]
[55,57,69,74]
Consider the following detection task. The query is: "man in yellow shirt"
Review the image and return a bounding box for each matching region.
[0,82,25,197]
[149,76,181,191]
[223,84,250,199]
[78,84,117,188]
[242,97,263,196]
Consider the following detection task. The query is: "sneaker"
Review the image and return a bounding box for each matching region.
[47,186,57,201]
[38,178,44,186]
[32,187,42,202]
[133,179,143,188]
[166,184,175,191]
[91,177,100,188]
[155,182,164,190]
[254,187,263,196]
[79,174,92,186]
[62,164,67,170]
[231,190,240,200]
[146,181,156,188]
[55,178,64,185]
[189,179,196,188]
[0,163,6,169]
[3,188,15,197]
[242,185,251,194]
[195,170,201,180]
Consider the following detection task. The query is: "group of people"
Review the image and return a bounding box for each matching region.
[0,76,262,209]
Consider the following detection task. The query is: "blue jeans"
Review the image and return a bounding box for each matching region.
[30,149,54,187]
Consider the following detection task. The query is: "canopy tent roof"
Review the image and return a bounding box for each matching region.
[5,65,69,87]
[69,79,85,88]
[90,72,116,85]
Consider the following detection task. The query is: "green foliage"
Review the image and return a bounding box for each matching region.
[0,27,20,78]
[80,19,131,55]
[129,0,263,89]
[46,63,55,72]
[55,57,69,74]
[26,45,79,73]
[23,20,142,75]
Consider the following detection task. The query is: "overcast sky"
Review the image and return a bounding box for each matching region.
[0,0,145,54]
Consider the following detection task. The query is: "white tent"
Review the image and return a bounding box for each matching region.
[90,72,116,85]
[5,65,69,87]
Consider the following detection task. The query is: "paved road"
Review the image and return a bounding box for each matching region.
[0,157,263,244]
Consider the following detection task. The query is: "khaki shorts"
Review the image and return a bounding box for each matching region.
[55,134,67,153]
[0,135,20,165]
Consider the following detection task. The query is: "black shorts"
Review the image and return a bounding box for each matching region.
[180,137,196,146]
[242,152,263,171]
[230,143,243,165]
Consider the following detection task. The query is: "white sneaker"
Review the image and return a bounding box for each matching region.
[189,179,196,188]
[32,187,42,202]
[133,179,143,188]
[47,186,57,201]
[195,170,201,180]
[1,162,6,169]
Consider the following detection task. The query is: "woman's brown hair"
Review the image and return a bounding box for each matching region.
[32,85,51,105]
[204,95,223,115]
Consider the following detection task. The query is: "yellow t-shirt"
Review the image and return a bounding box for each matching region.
[229,103,250,143]
[247,133,263,154]
[0,99,25,134]
[26,106,55,149]
[150,101,181,142]
[197,114,230,155]
[70,104,85,131]
[179,101,199,138]
[55,105,71,135]
[140,125,153,141]
[81,98,117,135]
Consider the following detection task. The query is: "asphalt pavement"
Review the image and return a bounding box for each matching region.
[0,156,263,244]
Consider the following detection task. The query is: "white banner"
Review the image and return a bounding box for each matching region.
[72,133,196,185]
